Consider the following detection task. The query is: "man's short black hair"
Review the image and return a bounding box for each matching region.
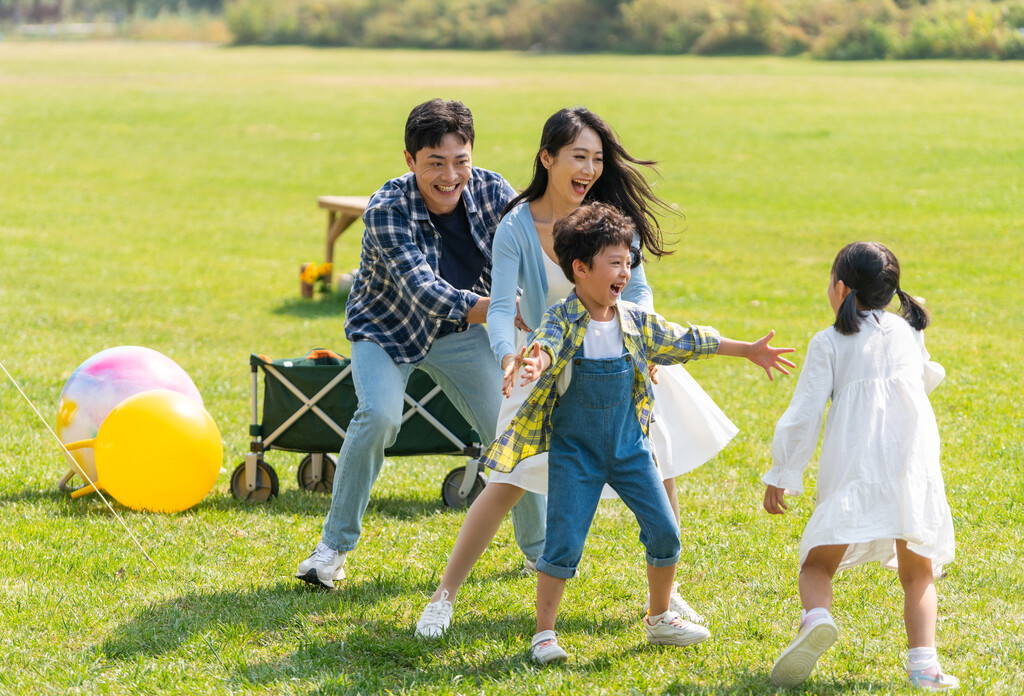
[404,99,475,159]
[553,202,636,282]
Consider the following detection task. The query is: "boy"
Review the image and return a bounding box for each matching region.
[481,202,795,663]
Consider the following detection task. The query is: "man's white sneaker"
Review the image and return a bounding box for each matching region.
[530,630,568,664]
[415,590,453,639]
[645,582,706,624]
[644,610,711,647]
[295,541,346,589]
[770,612,839,687]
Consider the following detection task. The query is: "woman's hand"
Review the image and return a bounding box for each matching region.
[514,298,531,332]
[648,363,659,385]
[501,349,525,398]
[763,484,788,514]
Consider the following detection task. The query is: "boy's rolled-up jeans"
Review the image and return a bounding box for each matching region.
[536,352,680,579]
[322,326,546,559]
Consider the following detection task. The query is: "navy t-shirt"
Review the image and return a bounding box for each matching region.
[430,199,485,338]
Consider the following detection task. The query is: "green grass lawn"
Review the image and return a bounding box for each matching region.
[0,42,1021,695]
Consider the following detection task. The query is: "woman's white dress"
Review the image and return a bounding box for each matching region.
[762,310,954,576]
[489,253,738,497]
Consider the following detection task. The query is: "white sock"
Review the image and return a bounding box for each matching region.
[647,610,672,625]
[907,646,938,668]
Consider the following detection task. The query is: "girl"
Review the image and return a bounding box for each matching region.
[415,107,737,638]
[762,242,957,691]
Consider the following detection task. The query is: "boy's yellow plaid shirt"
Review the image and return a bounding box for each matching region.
[482,291,721,473]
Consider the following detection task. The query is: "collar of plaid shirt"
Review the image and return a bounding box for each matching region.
[343,168,514,364]
[481,291,656,474]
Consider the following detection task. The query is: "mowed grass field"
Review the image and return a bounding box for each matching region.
[0,42,1021,695]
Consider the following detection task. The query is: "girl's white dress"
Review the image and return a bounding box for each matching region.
[762,310,954,576]
[490,253,738,497]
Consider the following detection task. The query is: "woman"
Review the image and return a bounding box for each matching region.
[416,107,737,638]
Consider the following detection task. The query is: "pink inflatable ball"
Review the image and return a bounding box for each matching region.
[55,346,203,490]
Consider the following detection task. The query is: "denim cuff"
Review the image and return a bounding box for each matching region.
[645,551,680,568]
[536,558,577,580]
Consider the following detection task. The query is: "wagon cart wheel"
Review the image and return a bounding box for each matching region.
[441,466,486,509]
[230,457,279,502]
[296,453,337,494]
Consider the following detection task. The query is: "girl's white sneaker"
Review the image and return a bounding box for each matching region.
[907,662,960,691]
[530,630,568,664]
[644,610,711,647]
[770,612,839,687]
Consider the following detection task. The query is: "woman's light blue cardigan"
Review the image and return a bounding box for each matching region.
[487,202,655,366]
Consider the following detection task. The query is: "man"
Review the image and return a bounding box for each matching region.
[296,99,546,588]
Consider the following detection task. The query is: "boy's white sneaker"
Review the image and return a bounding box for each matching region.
[415,590,453,639]
[644,610,711,647]
[530,630,568,664]
[907,662,960,691]
[295,541,346,589]
[770,612,839,687]
[644,582,706,624]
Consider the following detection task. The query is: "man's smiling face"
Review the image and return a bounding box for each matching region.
[405,133,473,216]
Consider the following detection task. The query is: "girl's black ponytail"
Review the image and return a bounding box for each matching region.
[896,288,930,331]
[834,287,863,335]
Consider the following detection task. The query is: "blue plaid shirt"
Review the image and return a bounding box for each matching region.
[345,168,516,363]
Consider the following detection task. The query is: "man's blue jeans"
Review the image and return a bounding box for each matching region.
[321,325,546,560]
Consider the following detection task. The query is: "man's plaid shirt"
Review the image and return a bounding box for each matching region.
[344,168,516,363]
[482,291,721,473]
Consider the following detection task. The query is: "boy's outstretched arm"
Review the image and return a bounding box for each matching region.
[763,484,788,514]
[716,330,796,381]
[519,342,551,387]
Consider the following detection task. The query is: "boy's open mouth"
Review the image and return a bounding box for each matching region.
[611,283,624,296]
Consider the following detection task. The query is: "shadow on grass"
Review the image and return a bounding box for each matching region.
[202,486,444,521]
[271,290,349,320]
[101,579,896,694]
[101,576,437,661]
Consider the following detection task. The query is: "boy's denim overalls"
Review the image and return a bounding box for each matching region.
[535,350,682,579]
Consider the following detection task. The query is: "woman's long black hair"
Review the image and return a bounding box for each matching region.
[831,241,929,335]
[503,107,675,258]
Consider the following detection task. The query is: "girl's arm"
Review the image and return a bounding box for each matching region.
[915,329,945,394]
[762,332,835,502]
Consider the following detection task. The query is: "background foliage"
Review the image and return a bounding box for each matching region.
[3,0,1024,59]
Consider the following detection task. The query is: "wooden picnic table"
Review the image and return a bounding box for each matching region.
[318,195,370,286]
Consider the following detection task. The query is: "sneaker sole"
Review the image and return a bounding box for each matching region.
[646,628,711,647]
[532,650,568,665]
[296,569,334,590]
[770,621,838,687]
[414,627,445,640]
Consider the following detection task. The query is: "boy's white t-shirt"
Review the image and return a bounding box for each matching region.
[582,312,625,358]
[554,310,626,396]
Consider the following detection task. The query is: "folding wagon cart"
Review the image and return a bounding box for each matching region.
[232,350,486,508]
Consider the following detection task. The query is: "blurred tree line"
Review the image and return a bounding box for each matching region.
[3,0,1023,59]
[223,0,1024,59]
[0,0,221,21]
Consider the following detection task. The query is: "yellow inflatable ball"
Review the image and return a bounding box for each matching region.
[91,389,222,513]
